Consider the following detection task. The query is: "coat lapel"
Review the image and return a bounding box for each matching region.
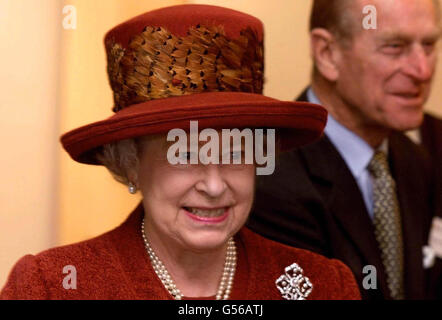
[296,87,433,298]
[297,89,383,269]
[299,136,391,297]
[108,202,251,299]
[388,133,427,299]
[109,203,173,299]
[296,90,391,296]
[297,88,309,102]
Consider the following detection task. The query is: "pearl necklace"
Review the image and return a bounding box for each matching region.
[141,220,237,300]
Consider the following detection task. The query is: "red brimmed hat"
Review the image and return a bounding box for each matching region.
[61,4,327,165]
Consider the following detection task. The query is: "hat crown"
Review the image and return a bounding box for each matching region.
[104,4,264,112]
[105,5,264,47]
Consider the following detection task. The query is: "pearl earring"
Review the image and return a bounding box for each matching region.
[128,182,137,194]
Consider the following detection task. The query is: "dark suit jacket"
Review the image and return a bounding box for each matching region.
[420,113,442,215]
[421,113,442,169]
[419,113,442,298]
[247,89,437,300]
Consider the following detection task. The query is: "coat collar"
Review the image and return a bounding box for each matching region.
[107,202,250,299]
[107,203,170,299]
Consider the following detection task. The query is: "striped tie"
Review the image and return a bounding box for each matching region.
[368,151,405,300]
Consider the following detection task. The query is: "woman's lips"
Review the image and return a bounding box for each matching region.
[183,206,230,223]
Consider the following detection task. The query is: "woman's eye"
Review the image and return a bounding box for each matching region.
[231,151,241,159]
[230,151,244,161]
[220,150,242,162]
[178,152,193,160]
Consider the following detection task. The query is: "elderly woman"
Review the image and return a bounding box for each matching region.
[1,4,360,300]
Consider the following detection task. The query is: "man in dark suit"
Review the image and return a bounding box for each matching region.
[410,113,442,298]
[419,114,442,164]
[408,112,442,215]
[248,0,441,300]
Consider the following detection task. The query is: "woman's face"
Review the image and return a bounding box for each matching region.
[137,133,255,252]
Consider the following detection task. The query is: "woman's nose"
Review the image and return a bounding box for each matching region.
[194,165,227,198]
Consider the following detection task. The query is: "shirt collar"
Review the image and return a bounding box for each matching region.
[307,88,388,178]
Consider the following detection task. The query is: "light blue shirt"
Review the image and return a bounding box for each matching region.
[307,88,388,219]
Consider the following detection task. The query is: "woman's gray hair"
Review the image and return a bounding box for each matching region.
[96,139,140,186]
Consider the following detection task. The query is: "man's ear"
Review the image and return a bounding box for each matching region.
[310,28,342,82]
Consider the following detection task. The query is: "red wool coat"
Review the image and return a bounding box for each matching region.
[1,204,360,300]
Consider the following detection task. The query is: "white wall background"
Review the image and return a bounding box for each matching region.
[0,0,61,287]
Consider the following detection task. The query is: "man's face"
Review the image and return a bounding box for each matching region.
[335,0,440,132]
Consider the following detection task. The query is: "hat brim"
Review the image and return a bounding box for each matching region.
[61,92,327,165]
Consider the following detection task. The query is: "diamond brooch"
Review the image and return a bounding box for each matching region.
[275,263,313,300]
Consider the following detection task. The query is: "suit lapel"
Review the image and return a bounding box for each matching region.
[297,89,382,266]
[296,88,309,102]
[296,87,393,297]
[388,133,426,299]
[299,137,391,297]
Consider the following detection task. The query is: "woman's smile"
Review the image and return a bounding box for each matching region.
[182,206,231,223]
